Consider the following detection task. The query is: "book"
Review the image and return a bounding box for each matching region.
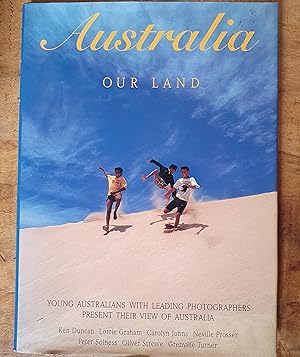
[14,2,278,356]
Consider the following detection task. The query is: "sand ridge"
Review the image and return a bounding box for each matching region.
[17,192,277,356]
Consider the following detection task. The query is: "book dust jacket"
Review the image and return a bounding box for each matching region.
[15,2,278,356]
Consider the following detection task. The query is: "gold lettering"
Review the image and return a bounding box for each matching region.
[173,31,200,51]
[77,13,101,51]
[136,24,156,51]
[228,30,259,52]
[199,12,225,51]
[148,31,167,51]
[90,31,104,51]
[213,31,228,51]
[166,31,175,41]
[115,30,137,51]
[102,31,118,51]
[39,12,259,54]
[40,13,101,51]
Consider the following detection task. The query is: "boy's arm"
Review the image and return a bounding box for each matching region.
[110,187,126,195]
[166,187,176,194]
[164,186,176,199]
[99,166,109,177]
[148,159,166,170]
[188,178,200,189]
[170,176,175,187]
[164,179,179,198]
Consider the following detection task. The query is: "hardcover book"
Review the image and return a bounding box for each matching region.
[15,2,278,356]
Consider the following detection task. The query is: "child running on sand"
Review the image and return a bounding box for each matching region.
[141,159,177,194]
[163,166,200,231]
[99,166,127,233]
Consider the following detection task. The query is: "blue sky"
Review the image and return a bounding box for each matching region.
[19,2,278,228]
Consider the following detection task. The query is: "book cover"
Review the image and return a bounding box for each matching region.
[14,2,278,356]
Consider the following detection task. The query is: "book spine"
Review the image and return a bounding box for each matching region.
[13,3,28,351]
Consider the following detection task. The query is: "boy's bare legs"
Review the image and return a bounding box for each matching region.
[174,212,181,229]
[113,198,121,220]
[141,169,159,182]
[103,200,113,232]
[163,208,181,229]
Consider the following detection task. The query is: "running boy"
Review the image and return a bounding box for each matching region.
[163,166,200,230]
[99,166,127,233]
[141,159,177,192]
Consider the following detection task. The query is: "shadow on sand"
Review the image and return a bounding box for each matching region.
[179,223,209,235]
[113,355,150,357]
[150,213,176,225]
[150,213,209,235]
[103,224,133,235]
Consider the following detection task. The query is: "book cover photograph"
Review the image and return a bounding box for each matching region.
[15,2,278,356]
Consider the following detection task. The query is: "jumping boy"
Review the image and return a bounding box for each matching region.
[99,166,127,233]
[163,166,200,230]
[141,159,177,193]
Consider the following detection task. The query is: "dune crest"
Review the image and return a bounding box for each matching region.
[17,192,277,356]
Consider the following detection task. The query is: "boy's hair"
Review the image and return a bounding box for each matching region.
[114,167,123,173]
[169,164,177,171]
[181,166,190,171]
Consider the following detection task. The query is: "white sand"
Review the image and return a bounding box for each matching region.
[16,192,277,356]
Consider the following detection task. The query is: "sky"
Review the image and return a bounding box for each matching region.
[19,2,278,228]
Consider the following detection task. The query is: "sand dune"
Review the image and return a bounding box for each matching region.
[17,192,277,356]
